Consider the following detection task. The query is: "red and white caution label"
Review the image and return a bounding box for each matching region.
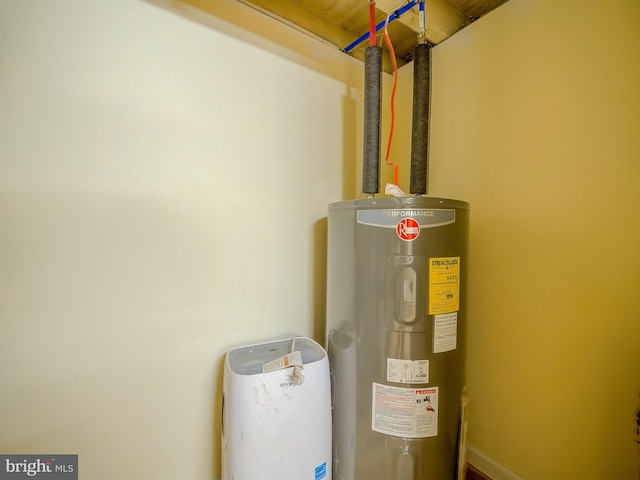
[372,383,439,438]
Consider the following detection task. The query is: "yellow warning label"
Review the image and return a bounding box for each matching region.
[429,257,460,315]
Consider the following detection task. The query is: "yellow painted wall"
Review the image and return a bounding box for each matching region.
[422,0,640,477]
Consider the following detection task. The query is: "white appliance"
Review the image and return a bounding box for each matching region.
[222,336,332,480]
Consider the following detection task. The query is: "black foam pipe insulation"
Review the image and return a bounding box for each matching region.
[410,42,431,195]
[362,45,382,195]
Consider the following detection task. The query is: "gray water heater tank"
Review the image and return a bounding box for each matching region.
[326,196,469,480]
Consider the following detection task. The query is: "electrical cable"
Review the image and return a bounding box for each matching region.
[383,11,400,186]
[289,336,304,385]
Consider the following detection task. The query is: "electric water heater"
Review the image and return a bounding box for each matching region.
[221,336,332,480]
[326,196,469,480]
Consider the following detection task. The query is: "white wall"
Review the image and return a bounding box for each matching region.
[0,0,364,478]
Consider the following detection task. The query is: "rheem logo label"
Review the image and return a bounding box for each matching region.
[396,218,420,241]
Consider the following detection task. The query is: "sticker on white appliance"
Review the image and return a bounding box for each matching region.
[387,358,429,384]
[261,351,303,374]
[372,383,439,438]
[433,312,457,353]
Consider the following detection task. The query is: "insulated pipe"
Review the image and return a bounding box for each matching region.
[362,45,382,195]
[410,42,431,195]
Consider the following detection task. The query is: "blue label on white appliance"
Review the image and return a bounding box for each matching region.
[314,462,327,480]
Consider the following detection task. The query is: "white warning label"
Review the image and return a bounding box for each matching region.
[387,358,429,384]
[433,312,457,353]
[372,383,439,438]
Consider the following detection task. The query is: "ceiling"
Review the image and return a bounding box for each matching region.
[233,0,511,71]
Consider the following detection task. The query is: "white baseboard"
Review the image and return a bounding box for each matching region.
[467,445,526,480]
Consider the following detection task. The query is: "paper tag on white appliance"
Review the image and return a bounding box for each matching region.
[261,351,303,374]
